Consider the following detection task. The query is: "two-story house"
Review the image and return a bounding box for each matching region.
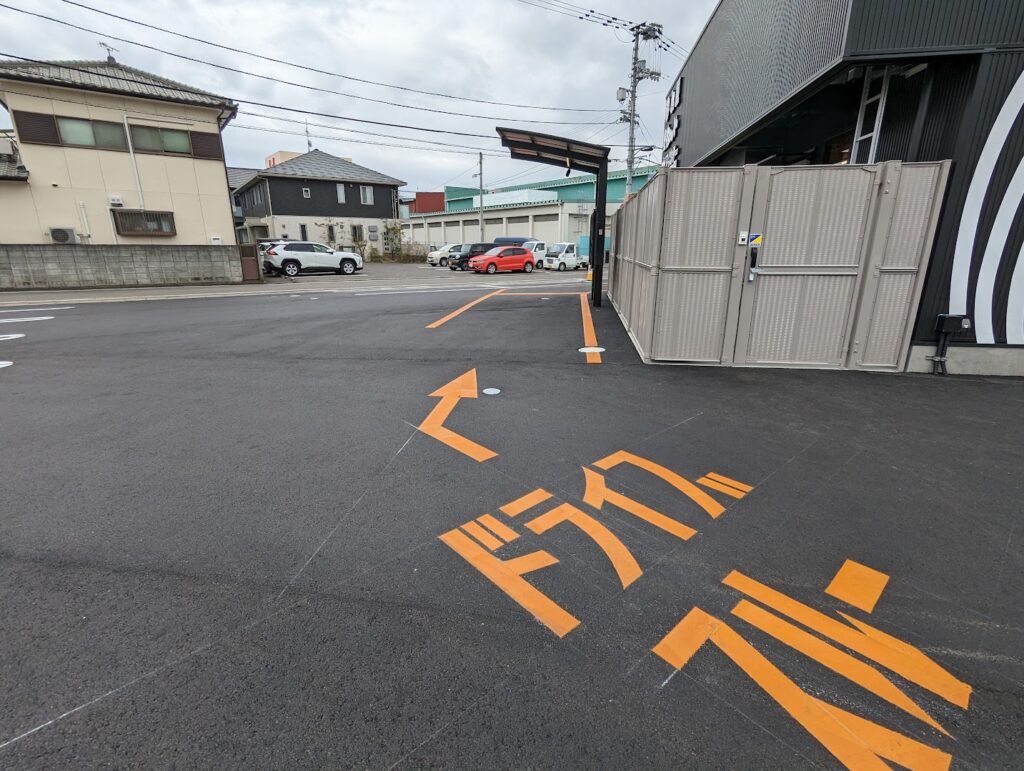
[230,149,406,253]
[0,56,238,247]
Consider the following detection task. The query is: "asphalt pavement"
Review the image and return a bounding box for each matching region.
[0,265,1021,768]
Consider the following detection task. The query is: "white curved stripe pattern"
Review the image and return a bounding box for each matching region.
[0,334,26,341]
[0,316,54,324]
[1007,243,1024,344]
[0,362,11,369]
[950,69,1024,317]
[974,155,1024,343]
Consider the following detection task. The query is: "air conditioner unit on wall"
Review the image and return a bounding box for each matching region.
[108,195,124,207]
[48,227,78,244]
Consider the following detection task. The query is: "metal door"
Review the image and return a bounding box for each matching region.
[650,168,751,362]
[733,165,877,367]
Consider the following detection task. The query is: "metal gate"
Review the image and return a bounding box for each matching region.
[610,161,949,371]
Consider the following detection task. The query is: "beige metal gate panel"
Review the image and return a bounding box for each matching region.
[652,168,748,362]
[444,221,460,244]
[734,165,877,367]
[852,162,950,370]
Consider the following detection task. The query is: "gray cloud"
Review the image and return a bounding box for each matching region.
[0,0,716,190]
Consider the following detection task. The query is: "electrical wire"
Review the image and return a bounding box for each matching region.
[0,6,610,125]
[55,0,610,113]
[231,124,505,157]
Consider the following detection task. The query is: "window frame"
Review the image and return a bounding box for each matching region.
[111,209,177,237]
[302,187,311,199]
[336,183,346,204]
[55,116,128,151]
[359,185,374,205]
[129,124,193,156]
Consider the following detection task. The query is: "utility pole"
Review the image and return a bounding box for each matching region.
[477,151,484,241]
[305,119,312,152]
[620,23,662,196]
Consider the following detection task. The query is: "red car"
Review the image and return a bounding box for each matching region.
[469,246,536,274]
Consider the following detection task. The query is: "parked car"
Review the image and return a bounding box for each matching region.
[263,241,364,277]
[448,242,497,271]
[544,242,586,271]
[522,240,548,265]
[493,236,532,246]
[469,246,536,274]
[427,243,462,267]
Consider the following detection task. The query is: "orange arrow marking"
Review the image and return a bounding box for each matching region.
[419,369,497,462]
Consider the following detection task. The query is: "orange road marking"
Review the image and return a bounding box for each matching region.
[439,528,580,637]
[419,369,497,462]
[503,292,586,296]
[652,608,953,771]
[500,488,553,517]
[731,599,948,735]
[696,476,747,499]
[476,514,519,543]
[723,570,972,708]
[578,293,602,363]
[705,472,754,493]
[461,520,503,550]
[825,559,890,613]
[426,288,506,328]
[593,450,725,519]
[582,467,697,541]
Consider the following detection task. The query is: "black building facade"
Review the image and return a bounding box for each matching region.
[663,0,1024,371]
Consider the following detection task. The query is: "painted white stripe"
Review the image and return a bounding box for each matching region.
[950,68,1024,316]
[974,155,1024,343]
[0,334,26,341]
[0,306,74,313]
[0,316,53,323]
[1006,242,1024,344]
[0,361,12,369]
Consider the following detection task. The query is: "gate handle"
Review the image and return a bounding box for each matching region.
[747,245,759,282]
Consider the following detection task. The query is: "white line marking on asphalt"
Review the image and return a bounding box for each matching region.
[354,287,495,296]
[0,306,74,313]
[579,346,605,353]
[0,316,54,324]
[0,361,12,369]
[0,334,26,341]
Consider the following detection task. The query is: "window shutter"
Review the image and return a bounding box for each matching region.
[189,131,224,160]
[13,111,60,145]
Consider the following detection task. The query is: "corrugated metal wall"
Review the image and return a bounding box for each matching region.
[665,0,851,166]
[845,0,1024,54]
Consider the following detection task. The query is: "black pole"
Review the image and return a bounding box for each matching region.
[590,160,608,307]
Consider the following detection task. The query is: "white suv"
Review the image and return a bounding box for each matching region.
[263,241,364,277]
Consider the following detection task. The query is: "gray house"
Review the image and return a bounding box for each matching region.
[230,149,406,252]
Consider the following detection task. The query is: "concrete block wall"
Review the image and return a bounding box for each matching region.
[0,244,243,289]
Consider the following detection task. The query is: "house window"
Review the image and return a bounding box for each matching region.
[255,185,263,205]
[129,125,191,154]
[111,209,176,236]
[327,224,336,242]
[302,187,311,199]
[56,117,127,150]
[299,224,308,240]
[352,224,364,241]
[360,186,374,205]
[337,184,346,204]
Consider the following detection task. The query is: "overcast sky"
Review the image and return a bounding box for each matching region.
[0,0,716,192]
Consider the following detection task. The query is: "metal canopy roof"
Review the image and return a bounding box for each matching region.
[496,127,610,174]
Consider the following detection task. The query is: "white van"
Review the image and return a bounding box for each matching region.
[521,240,547,266]
[543,242,586,271]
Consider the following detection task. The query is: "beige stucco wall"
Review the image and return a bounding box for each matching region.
[0,80,235,245]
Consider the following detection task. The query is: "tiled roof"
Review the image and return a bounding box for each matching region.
[0,59,236,112]
[227,167,260,190]
[256,149,405,186]
[0,154,28,180]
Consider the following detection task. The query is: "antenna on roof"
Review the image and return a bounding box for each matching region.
[98,41,118,63]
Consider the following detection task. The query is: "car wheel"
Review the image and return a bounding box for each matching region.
[281,260,300,277]
[338,259,356,275]
[558,263,566,271]
[486,263,497,274]
[439,257,448,267]
[524,261,534,273]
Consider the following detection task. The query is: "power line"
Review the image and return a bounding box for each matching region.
[55,0,610,113]
[231,124,505,157]
[0,6,611,125]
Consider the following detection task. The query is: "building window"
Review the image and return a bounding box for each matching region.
[129,125,191,154]
[111,209,176,236]
[327,224,336,242]
[352,224,364,241]
[255,185,263,205]
[360,186,374,205]
[56,117,128,150]
[299,224,308,240]
[302,187,311,199]
[337,183,346,204]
